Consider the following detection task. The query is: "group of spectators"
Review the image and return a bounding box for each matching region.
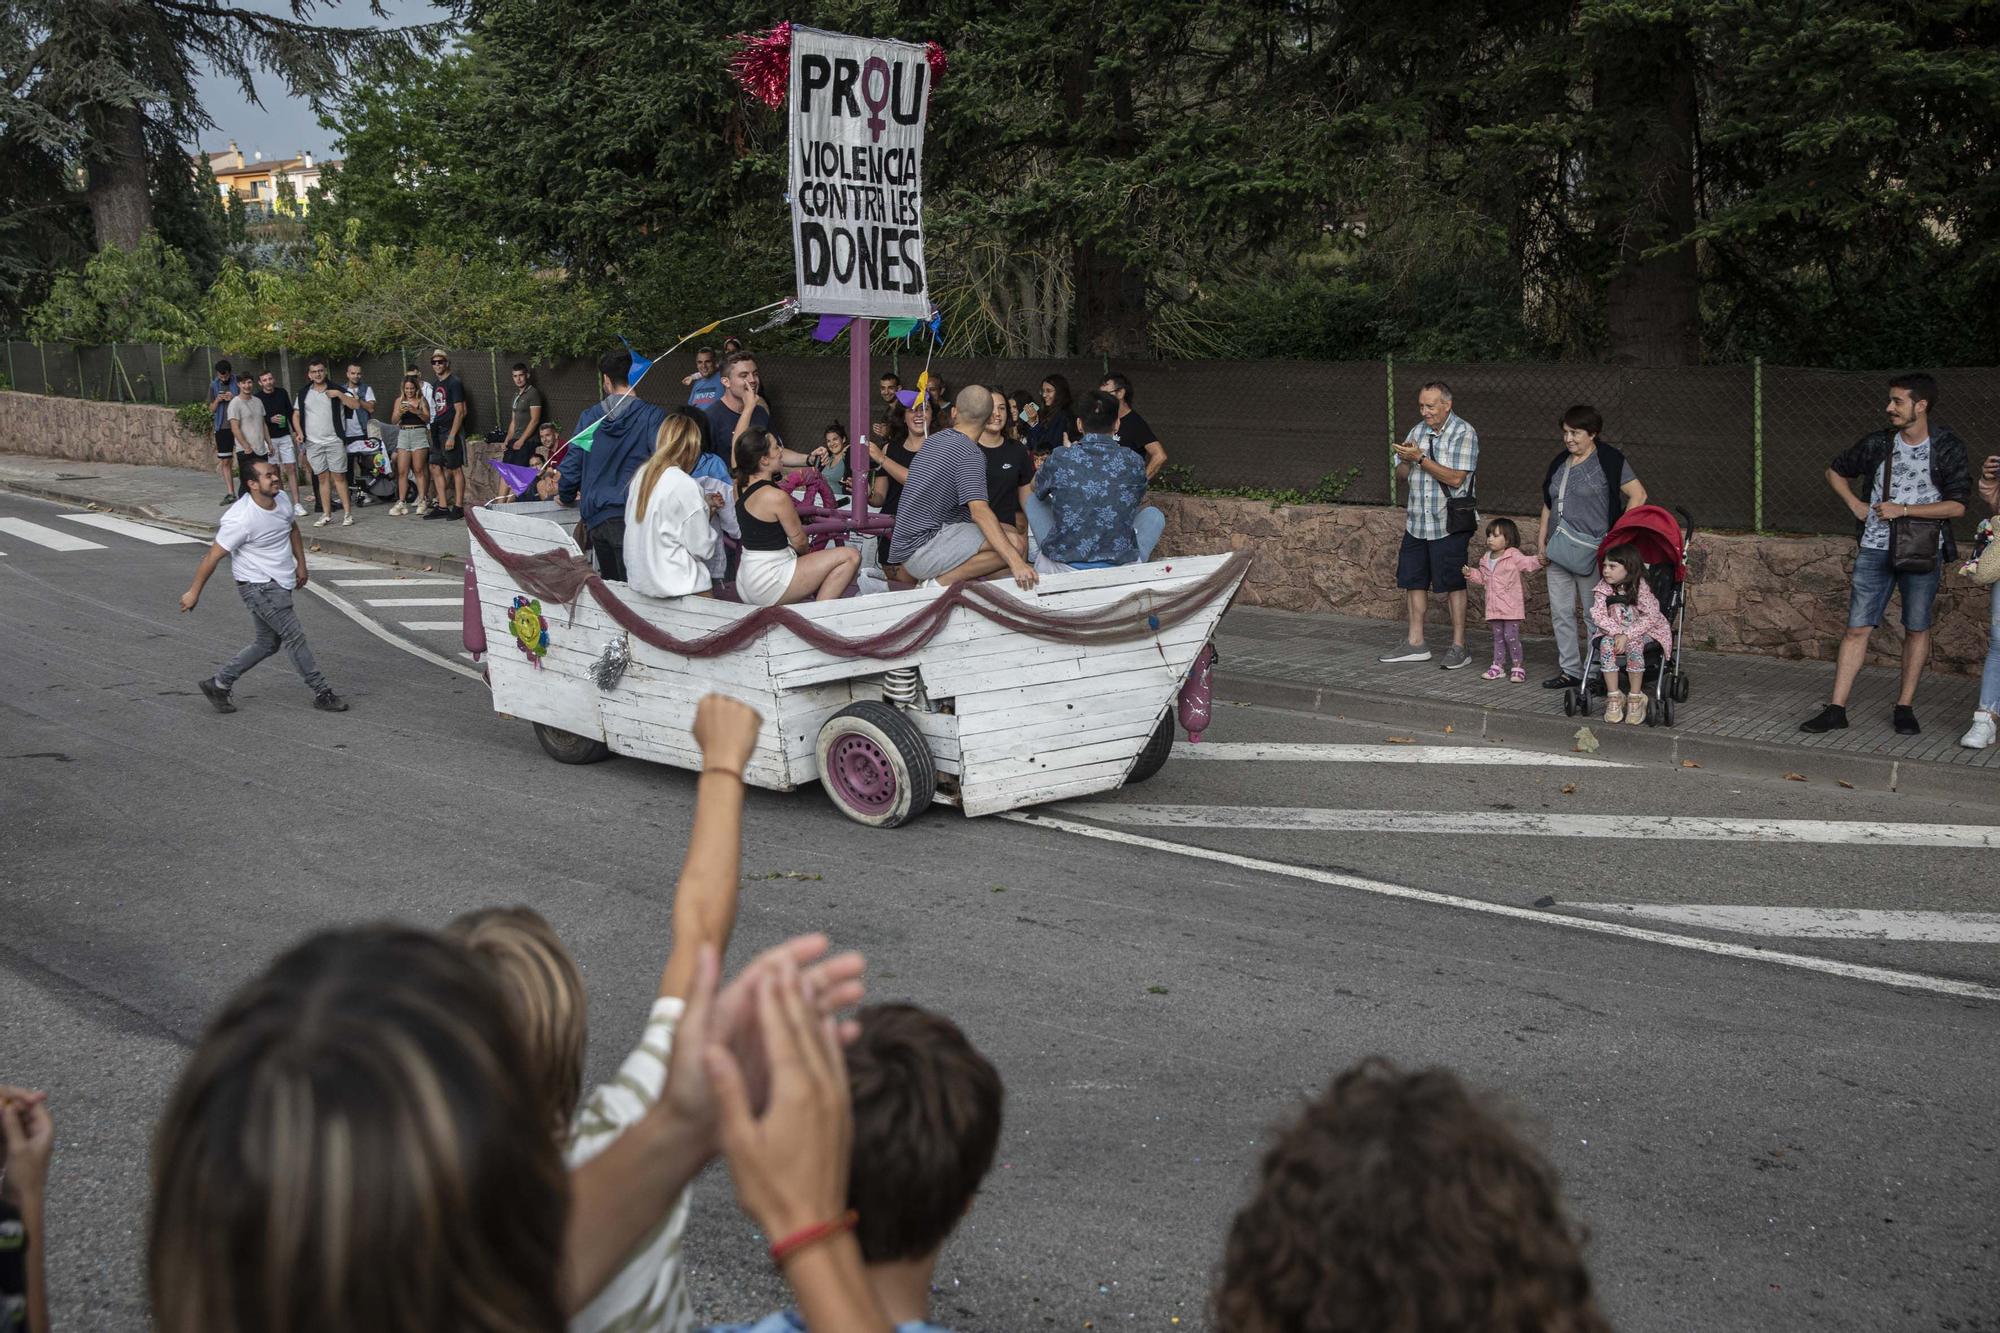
[205,349,483,527]
[4,694,1617,1333]
[558,348,1178,611]
[1375,373,1998,747]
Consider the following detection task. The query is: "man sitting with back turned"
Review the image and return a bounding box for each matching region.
[1025,389,1162,571]
[559,348,669,583]
[887,385,1038,590]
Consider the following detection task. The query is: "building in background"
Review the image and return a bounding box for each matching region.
[194,142,339,223]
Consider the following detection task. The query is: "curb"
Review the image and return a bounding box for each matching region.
[0,478,467,574]
[1213,671,2000,811]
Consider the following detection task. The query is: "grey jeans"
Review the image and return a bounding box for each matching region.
[217,581,328,693]
[1546,561,1593,678]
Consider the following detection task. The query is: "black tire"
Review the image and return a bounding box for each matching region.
[1661,693,1676,727]
[1125,712,1176,786]
[1672,672,1691,703]
[1563,687,1580,717]
[816,700,936,828]
[534,722,611,764]
[1644,695,1659,727]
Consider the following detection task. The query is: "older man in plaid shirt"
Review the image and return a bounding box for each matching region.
[1380,381,1480,669]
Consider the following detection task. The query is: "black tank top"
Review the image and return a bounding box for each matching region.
[736,479,791,551]
[395,402,427,426]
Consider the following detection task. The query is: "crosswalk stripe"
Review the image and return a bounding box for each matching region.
[1058,805,2000,849]
[1171,742,1624,768]
[332,578,460,588]
[399,621,460,631]
[1003,812,2000,1003]
[1566,904,2000,943]
[364,597,461,607]
[0,518,107,551]
[56,513,202,544]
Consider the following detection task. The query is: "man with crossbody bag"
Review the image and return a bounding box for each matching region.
[1381,381,1481,670]
[1800,372,1969,736]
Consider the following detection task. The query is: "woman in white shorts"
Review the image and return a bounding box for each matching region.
[732,428,859,606]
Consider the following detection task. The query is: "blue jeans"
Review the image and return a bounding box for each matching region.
[1022,493,1164,567]
[1847,545,1940,631]
[1982,582,2000,714]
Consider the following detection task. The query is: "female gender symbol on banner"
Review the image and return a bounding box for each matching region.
[862,57,892,140]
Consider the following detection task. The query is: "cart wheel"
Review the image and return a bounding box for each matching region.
[1125,712,1176,786]
[816,701,935,828]
[1644,695,1660,727]
[534,722,611,765]
[1661,693,1676,726]
[1672,672,1691,703]
[1563,687,1580,717]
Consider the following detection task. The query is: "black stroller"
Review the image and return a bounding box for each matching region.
[1562,505,1693,728]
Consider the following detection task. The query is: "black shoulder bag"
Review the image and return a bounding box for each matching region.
[1881,447,1943,574]
[1427,434,1478,536]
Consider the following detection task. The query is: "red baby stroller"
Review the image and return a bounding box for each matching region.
[1562,505,1693,727]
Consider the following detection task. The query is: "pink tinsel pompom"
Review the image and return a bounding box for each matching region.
[729,21,792,109]
[925,41,947,88]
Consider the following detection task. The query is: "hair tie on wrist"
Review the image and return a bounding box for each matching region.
[701,767,744,780]
[768,1210,858,1266]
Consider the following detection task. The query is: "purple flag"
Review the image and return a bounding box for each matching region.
[811,313,854,343]
[490,460,540,496]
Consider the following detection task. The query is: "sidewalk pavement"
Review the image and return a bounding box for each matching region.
[5,452,1995,802]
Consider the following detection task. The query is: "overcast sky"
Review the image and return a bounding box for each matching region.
[190,0,449,163]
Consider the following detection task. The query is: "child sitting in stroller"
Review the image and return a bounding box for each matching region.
[1590,542,1673,725]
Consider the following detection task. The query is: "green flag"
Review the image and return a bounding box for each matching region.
[885,317,919,337]
[565,418,602,453]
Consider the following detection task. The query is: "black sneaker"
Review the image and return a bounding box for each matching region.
[313,689,350,713]
[1893,705,1920,736]
[1542,673,1580,690]
[1799,704,1848,733]
[198,677,236,714]
[447,506,465,520]
[219,493,235,506]
[422,506,449,520]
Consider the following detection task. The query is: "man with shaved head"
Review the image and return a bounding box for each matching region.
[886,384,1038,589]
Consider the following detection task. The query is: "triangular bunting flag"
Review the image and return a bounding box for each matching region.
[490,461,539,495]
[885,316,919,337]
[812,314,855,342]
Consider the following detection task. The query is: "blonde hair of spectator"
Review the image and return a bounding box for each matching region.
[631,415,707,522]
[445,906,588,1135]
[148,924,565,1333]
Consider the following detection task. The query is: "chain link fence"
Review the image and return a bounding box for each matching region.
[5,338,1992,538]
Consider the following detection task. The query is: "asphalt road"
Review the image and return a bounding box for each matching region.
[2,489,1996,1331]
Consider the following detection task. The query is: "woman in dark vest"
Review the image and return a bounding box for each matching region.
[1535,405,1648,689]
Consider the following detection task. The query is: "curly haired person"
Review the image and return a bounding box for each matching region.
[1213,1058,1611,1333]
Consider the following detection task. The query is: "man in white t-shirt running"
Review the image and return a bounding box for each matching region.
[179,458,349,713]
[300,356,356,526]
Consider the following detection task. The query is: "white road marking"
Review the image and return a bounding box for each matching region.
[332,578,460,588]
[1002,813,2000,1004]
[364,597,461,607]
[302,583,483,681]
[1061,805,2000,849]
[57,513,202,544]
[1567,904,2000,944]
[1172,742,1625,767]
[0,518,107,551]
[399,621,462,631]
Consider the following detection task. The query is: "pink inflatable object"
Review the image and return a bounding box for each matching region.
[1178,643,1216,742]
[462,560,487,660]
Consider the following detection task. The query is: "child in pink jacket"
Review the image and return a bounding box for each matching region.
[1463,518,1538,682]
[1590,541,1674,724]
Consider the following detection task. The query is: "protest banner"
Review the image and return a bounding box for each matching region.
[787,26,931,319]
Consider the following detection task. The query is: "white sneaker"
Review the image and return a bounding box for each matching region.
[415,500,432,516]
[1960,712,1997,750]
[389,501,407,516]
[341,512,354,527]
[313,513,332,527]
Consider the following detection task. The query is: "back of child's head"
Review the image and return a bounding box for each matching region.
[1212,1057,1609,1333]
[444,906,587,1136]
[149,925,564,1333]
[1486,516,1520,548]
[844,1003,1003,1263]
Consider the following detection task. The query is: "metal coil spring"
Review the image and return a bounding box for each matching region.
[881,666,920,706]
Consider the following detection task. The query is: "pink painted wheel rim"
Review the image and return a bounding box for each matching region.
[826,732,898,815]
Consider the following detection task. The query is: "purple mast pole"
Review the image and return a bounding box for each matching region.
[848,316,871,527]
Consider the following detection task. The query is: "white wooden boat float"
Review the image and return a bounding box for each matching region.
[464,503,1245,826]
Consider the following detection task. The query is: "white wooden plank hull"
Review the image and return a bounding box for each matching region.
[469,506,1242,818]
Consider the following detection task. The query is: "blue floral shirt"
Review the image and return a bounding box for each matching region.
[1031,433,1149,565]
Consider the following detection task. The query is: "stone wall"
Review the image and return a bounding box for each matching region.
[0,392,212,471]
[1153,493,1990,674]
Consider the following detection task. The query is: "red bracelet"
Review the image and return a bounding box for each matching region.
[768,1210,858,1266]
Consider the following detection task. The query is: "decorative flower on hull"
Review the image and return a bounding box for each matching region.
[510,595,550,665]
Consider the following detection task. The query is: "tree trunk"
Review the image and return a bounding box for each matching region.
[85,103,153,251]
[1061,49,1150,357]
[1593,25,1699,366]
